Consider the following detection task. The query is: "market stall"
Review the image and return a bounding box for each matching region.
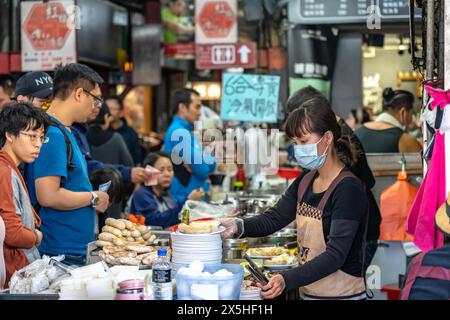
[1,201,301,301]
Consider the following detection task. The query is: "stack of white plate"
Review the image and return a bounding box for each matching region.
[240,287,262,300]
[170,232,223,274]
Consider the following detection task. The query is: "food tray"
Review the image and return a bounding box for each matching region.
[0,293,59,300]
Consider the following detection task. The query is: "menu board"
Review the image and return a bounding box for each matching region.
[220,73,280,123]
[288,0,422,24]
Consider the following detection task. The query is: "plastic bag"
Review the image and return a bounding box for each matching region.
[181,200,236,221]
[380,171,418,241]
[9,255,66,294]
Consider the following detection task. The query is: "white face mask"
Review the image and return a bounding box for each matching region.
[294,135,329,170]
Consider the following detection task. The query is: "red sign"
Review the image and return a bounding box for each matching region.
[195,0,237,44]
[198,1,235,38]
[21,1,77,71]
[164,43,196,59]
[23,3,71,50]
[196,42,257,69]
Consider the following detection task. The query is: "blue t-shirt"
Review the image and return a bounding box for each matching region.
[27,117,95,255]
[163,116,216,203]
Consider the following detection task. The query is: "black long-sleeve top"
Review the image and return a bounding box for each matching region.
[339,119,380,241]
[243,169,368,291]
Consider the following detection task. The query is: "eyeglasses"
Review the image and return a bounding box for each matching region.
[20,132,50,144]
[83,89,103,108]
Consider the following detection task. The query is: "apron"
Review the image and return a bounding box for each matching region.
[296,170,367,299]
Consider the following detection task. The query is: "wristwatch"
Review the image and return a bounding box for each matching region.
[90,191,100,208]
[33,229,40,245]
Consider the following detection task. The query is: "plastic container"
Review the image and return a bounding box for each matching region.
[86,277,115,300]
[152,249,172,300]
[116,279,146,300]
[176,264,244,300]
[58,277,90,300]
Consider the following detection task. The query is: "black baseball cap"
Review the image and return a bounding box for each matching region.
[15,71,53,99]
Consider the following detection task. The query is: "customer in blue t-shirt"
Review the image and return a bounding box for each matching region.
[163,88,216,203]
[25,63,109,266]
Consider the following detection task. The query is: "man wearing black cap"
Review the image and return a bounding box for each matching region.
[14,71,53,109]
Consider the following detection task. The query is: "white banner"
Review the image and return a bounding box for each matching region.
[21,0,77,71]
[195,0,237,44]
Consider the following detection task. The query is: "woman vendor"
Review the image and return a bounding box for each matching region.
[222,97,369,300]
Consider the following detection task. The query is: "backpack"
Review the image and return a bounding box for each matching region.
[25,120,75,213]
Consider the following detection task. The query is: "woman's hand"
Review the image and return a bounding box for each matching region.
[257,274,286,300]
[219,218,237,239]
[188,188,205,201]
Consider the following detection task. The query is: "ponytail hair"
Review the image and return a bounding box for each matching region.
[335,134,358,167]
[285,97,358,167]
[382,87,415,112]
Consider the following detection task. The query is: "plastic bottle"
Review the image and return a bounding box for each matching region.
[235,165,246,190]
[181,208,190,225]
[152,249,172,300]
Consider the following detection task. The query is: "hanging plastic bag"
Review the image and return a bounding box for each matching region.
[180,200,236,221]
[380,171,419,241]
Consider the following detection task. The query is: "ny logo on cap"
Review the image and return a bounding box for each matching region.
[35,76,53,87]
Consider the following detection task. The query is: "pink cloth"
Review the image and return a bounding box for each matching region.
[407,132,446,251]
[425,85,450,110]
[0,216,5,289]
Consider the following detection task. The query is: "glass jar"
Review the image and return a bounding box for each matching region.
[116,279,146,300]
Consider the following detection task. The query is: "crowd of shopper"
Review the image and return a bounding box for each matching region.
[1,63,444,300]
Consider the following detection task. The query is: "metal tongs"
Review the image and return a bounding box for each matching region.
[49,257,75,274]
[244,253,269,285]
[101,261,119,287]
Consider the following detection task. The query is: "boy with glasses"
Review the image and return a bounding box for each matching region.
[0,102,49,286]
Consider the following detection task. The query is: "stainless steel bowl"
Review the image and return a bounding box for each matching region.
[223,238,248,249]
[237,195,278,215]
[245,228,297,248]
[222,248,246,260]
[222,238,248,260]
[147,225,163,231]
[265,231,297,247]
